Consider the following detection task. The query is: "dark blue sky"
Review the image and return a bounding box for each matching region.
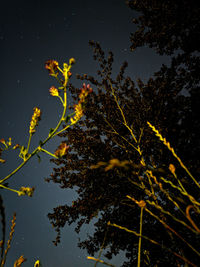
[0,1,170,266]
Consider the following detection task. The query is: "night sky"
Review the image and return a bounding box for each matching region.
[0,1,170,266]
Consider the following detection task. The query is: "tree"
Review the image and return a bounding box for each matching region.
[127,0,200,175]
[46,1,200,266]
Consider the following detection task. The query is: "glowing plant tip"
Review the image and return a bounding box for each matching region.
[138,200,146,208]
[70,103,83,124]
[45,60,59,76]
[13,144,20,150]
[70,84,92,124]
[147,121,200,189]
[29,107,41,134]
[127,195,146,208]
[14,255,27,267]
[0,137,12,147]
[169,164,176,174]
[69,57,75,65]
[18,186,35,197]
[34,260,42,267]
[79,83,93,103]
[0,138,6,145]
[7,137,12,146]
[49,86,59,97]
[1,213,16,266]
[54,142,69,158]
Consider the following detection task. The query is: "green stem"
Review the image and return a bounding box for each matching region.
[0,85,68,184]
[58,95,64,105]
[27,134,32,153]
[0,149,38,184]
[0,184,20,195]
[40,148,58,158]
[41,87,67,146]
[52,123,71,138]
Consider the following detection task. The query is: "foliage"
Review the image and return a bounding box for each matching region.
[46,1,200,266]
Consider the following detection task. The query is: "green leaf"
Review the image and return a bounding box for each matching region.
[36,154,41,163]
[39,140,43,146]
[64,116,71,124]
[63,112,75,124]
[48,128,55,136]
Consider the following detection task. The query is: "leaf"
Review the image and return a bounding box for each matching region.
[48,128,55,136]
[37,154,41,163]
[39,140,43,146]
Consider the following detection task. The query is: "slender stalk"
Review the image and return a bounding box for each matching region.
[39,148,58,159]
[95,226,109,267]
[58,95,64,105]
[109,80,138,143]
[108,222,197,267]
[87,256,115,267]
[41,87,67,146]
[145,208,200,257]
[26,134,32,152]
[0,84,68,185]
[0,184,21,195]
[137,207,144,267]
[147,121,200,189]
[0,157,30,184]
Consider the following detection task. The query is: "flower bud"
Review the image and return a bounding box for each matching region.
[49,86,59,97]
[54,143,69,158]
[69,58,75,65]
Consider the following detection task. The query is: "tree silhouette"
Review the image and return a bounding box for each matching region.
[46,1,200,266]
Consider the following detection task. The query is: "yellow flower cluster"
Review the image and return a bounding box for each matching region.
[169,163,176,174]
[70,103,83,124]
[70,83,92,124]
[0,137,12,146]
[34,260,42,267]
[29,107,41,134]
[54,142,69,158]
[0,137,20,163]
[18,186,35,197]
[45,60,59,77]
[79,83,93,102]
[14,255,27,266]
[49,86,59,97]
[69,57,75,65]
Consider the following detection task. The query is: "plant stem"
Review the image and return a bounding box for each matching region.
[137,207,144,267]
[40,148,58,158]
[0,184,20,195]
[0,85,68,184]
[27,134,32,152]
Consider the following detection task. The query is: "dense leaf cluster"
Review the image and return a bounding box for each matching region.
[46,1,200,266]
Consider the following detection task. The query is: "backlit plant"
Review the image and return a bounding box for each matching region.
[0,58,92,266]
[46,40,200,266]
[0,58,92,196]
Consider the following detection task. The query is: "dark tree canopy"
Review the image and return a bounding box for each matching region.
[127,0,200,55]
[46,1,200,266]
